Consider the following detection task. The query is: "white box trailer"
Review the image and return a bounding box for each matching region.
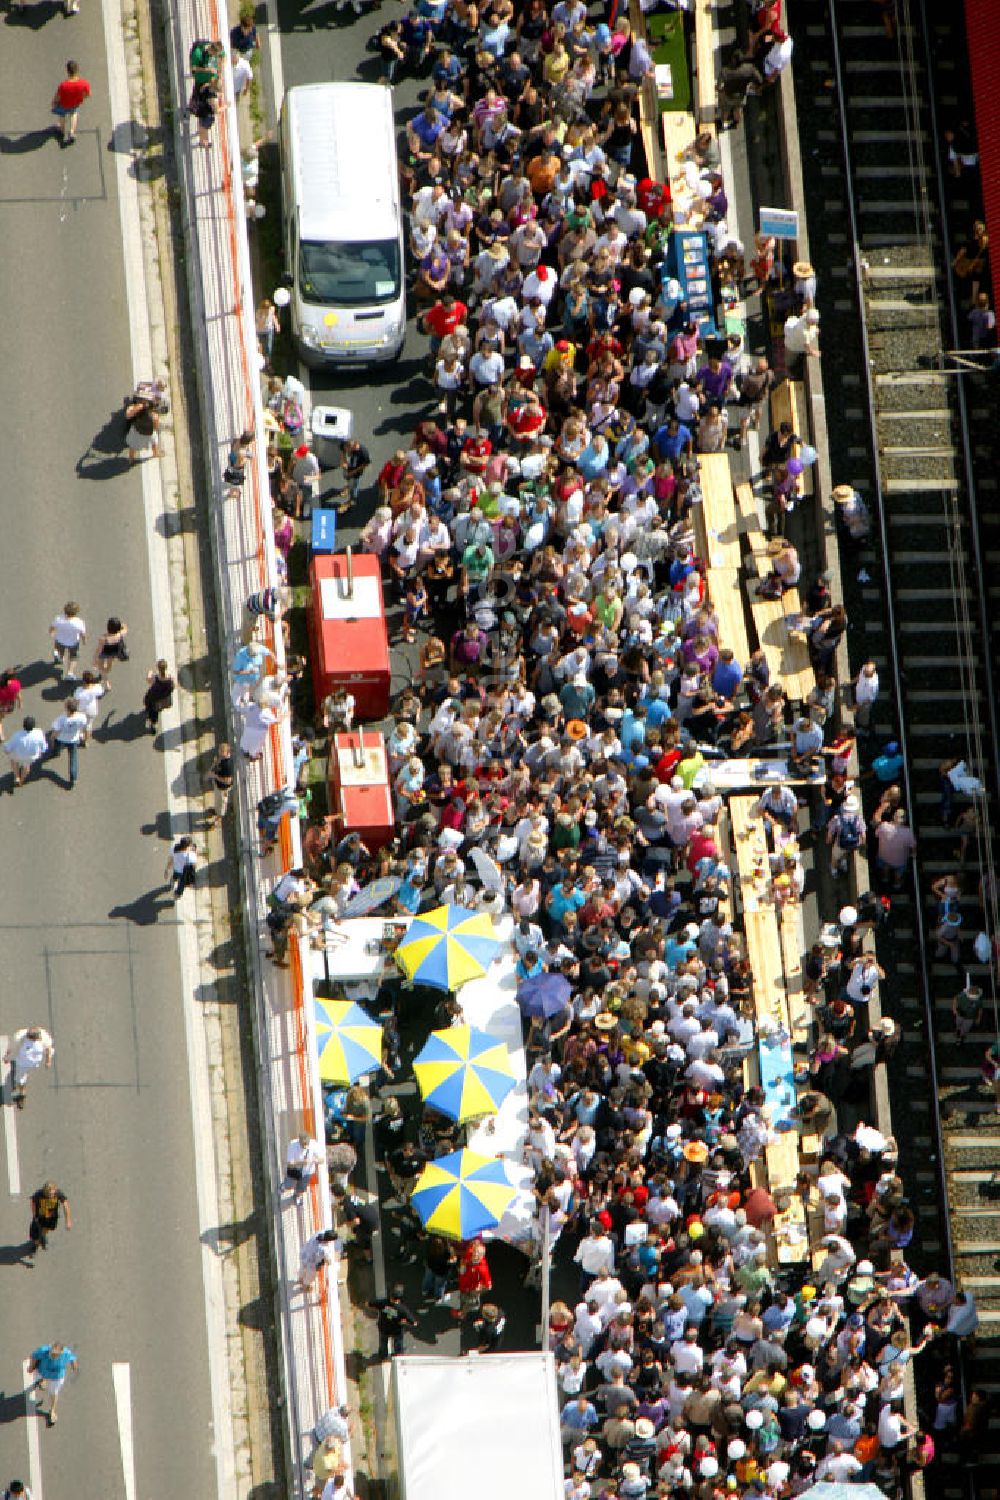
[388,1353,564,1500]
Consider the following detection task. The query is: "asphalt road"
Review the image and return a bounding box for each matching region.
[261,2,562,1357]
[0,5,220,1495]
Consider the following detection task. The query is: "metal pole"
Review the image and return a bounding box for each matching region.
[540,1204,551,1349]
[346,544,354,599]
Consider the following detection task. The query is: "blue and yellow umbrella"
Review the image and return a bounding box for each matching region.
[395,906,500,991]
[410,1149,516,1240]
[413,1025,516,1123]
[313,998,383,1085]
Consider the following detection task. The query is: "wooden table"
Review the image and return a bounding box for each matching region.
[661,110,697,183]
[692,0,717,126]
[697,454,742,570]
[705,568,751,672]
[730,798,807,1203]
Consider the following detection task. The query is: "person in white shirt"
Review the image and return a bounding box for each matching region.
[4,1026,55,1106]
[815,1444,862,1484]
[71,673,108,742]
[588,1271,624,1316]
[49,602,87,679]
[574,1225,616,1283]
[3,716,49,787]
[48,701,88,787]
[165,837,200,900]
[573,1299,604,1357]
[670,1328,704,1376]
[232,51,253,99]
[285,1132,324,1199]
[296,1228,340,1296]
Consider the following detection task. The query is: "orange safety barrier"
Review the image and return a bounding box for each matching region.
[194,0,340,1413]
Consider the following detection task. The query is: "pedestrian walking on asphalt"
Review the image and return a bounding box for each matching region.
[333,438,371,513]
[49,602,87,680]
[51,62,90,147]
[28,1182,73,1258]
[48,700,88,787]
[26,1342,77,1426]
[4,1481,32,1500]
[72,673,107,744]
[367,1285,418,1359]
[143,659,175,734]
[124,398,160,465]
[5,1027,55,1109]
[165,836,200,899]
[0,670,23,721]
[207,741,234,822]
[2,717,48,789]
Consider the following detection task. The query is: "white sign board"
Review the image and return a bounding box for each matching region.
[759,207,800,240]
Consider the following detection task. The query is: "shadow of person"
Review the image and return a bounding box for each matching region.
[94,709,149,745]
[4,0,65,30]
[76,451,130,482]
[201,1214,258,1256]
[108,885,175,926]
[0,1390,29,1424]
[0,125,60,152]
[0,1239,35,1268]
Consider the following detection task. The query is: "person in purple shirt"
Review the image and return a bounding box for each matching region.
[697,355,735,403]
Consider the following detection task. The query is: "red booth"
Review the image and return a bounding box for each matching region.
[308,552,391,721]
[329,730,395,852]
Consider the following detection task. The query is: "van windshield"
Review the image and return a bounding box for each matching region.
[299,239,401,307]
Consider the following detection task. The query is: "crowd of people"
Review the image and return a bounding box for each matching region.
[229,1,995,1496]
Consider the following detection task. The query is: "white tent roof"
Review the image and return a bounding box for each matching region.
[392,1354,563,1500]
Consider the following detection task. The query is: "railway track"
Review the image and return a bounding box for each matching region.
[805,0,1000,1471]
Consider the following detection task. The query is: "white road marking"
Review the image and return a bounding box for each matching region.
[0,1037,21,1196]
[112,1362,137,1500]
[100,3,237,1496]
[22,1359,44,1500]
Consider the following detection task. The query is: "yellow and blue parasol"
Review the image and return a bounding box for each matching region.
[410,1149,516,1240]
[395,906,500,991]
[313,998,383,1085]
[413,1025,516,1122]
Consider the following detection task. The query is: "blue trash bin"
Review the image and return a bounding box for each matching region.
[311,509,337,554]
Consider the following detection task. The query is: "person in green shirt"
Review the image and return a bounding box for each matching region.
[189,38,223,90]
[460,540,494,603]
[676,747,705,790]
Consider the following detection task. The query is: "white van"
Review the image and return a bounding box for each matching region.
[280,82,406,366]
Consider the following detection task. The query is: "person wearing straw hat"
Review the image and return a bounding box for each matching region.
[792,259,817,307]
[832,482,872,544]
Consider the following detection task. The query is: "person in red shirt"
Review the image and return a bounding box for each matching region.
[0,671,22,720]
[421,293,468,352]
[52,61,91,146]
[456,1240,492,1319]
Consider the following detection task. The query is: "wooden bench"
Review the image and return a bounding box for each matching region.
[692,0,717,127]
[735,481,769,565]
[749,589,815,704]
[769,379,814,497]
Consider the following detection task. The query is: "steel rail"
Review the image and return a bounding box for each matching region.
[827,0,959,1325]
